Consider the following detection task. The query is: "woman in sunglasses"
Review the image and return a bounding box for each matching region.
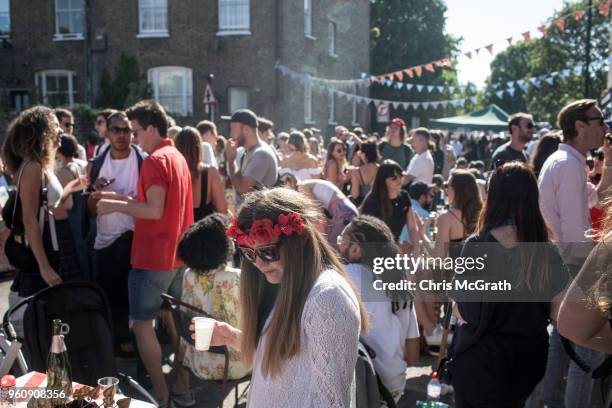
[192,188,367,407]
[359,160,419,250]
[323,137,348,190]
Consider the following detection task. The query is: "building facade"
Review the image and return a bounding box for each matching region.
[0,0,370,135]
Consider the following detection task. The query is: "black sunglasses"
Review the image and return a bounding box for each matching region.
[238,244,281,263]
[387,174,401,181]
[526,122,535,129]
[109,126,131,135]
[63,122,74,128]
[585,116,605,126]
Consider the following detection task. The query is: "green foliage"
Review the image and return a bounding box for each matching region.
[96,54,151,109]
[370,0,461,124]
[483,0,610,124]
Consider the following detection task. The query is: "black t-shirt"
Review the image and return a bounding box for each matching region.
[448,231,569,406]
[361,190,412,241]
[489,142,528,170]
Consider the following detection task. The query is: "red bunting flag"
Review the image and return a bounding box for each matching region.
[522,31,531,42]
[506,37,513,45]
[387,74,394,81]
[599,0,611,17]
[464,51,472,59]
[425,63,435,73]
[574,10,585,21]
[414,66,423,77]
[538,25,548,37]
[485,44,494,55]
[404,69,414,79]
[554,18,566,32]
[396,71,404,81]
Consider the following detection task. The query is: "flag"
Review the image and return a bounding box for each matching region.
[396,71,404,81]
[414,66,423,77]
[464,51,472,59]
[485,44,494,55]
[437,86,444,93]
[405,83,414,90]
[538,25,548,37]
[599,0,611,17]
[496,90,504,98]
[405,69,414,79]
[507,88,516,97]
[425,63,435,73]
[574,10,585,21]
[530,77,541,88]
[448,86,456,93]
[554,18,566,32]
[545,76,554,86]
[416,85,424,92]
[427,85,435,93]
[506,37,513,45]
[522,31,531,42]
[475,48,481,56]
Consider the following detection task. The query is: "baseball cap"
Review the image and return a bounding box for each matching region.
[408,181,436,200]
[227,109,258,129]
[390,118,406,127]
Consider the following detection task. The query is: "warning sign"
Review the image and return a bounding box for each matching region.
[203,82,217,105]
[377,103,390,123]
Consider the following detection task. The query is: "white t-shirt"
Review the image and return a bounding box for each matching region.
[94,149,139,249]
[406,150,434,184]
[345,263,419,395]
[202,141,218,168]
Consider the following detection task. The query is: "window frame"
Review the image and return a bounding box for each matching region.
[35,70,77,106]
[227,86,250,114]
[0,0,10,38]
[137,0,169,38]
[53,0,84,41]
[304,76,314,124]
[351,83,359,126]
[328,21,337,57]
[217,0,251,36]
[147,66,194,117]
[304,0,314,39]
[328,90,336,125]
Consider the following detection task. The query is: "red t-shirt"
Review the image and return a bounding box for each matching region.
[131,139,194,271]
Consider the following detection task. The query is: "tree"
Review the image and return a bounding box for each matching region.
[96,54,151,109]
[483,0,609,124]
[370,0,460,125]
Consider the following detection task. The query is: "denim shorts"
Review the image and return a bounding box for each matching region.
[128,268,177,321]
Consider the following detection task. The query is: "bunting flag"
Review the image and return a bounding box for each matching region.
[485,44,494,55]
[414,66,423,77]
[396,71,404,81]
[507,88,516,97]
[464,51,472,59]
[416,85,424,92]
[522,31,531,42]
[425,63,435,73]
[427,85,435,93]
[538,25,549,37]
[599,0,611,17]
[405,69,414,79]
[574,10,585,21]
[475,48,481,56]
[506,37,513,45]
[554,18,566,32]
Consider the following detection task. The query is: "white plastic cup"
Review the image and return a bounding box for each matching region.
[97,376,119,390]
[194,317,216,351]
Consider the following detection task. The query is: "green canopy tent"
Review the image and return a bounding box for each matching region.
[428,104,510,131]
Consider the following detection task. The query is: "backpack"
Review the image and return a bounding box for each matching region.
[355,339,396,408]
[89,144,145,188]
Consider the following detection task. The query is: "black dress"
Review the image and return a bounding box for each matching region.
[361,190,412,241]
[447,231,569,407]
[193,168,215,222]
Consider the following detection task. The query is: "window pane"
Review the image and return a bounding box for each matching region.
[57,12,71,34]
[58,75,69,91]
[71,9,83,34]
[0,14,9,35]
[149,67,192,116]
[57,0,70,10]
[229,87,248,114]
[219,0,250,30]
[70,0,83,9]
[46,75,58,92]
[140,0,155,6]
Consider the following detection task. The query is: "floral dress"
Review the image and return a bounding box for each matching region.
[181,265,250,380]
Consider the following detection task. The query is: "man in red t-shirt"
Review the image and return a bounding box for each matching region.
[97,100,193,406]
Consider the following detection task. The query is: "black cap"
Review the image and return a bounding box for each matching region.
[409,181,435,200]
[228,109,258,129]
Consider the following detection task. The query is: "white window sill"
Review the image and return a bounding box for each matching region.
[53,34,84,41]
[329,53,338,58]
[216,30,251,37]
[0,35,10,39]
[305,34,316,40]
[328,121,338,126]
[137,32,170,38]
[352,123,361,127]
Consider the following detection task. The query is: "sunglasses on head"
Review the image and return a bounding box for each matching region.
[238,244,281,263]
[109,126,131,135]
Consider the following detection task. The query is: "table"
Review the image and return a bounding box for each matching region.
[15,372,155,408]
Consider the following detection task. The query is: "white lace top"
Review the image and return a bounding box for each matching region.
[246,269,361,408]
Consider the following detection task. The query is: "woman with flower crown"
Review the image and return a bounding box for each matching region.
[191,187,368,407]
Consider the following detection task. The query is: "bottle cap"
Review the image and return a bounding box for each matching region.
[1,375,16,387]
[431,372,438,379]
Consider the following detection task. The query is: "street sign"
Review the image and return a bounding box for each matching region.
[377,103,390,123]
[203,82,217,105]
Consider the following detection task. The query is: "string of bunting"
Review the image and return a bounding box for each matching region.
[275,0,612,87]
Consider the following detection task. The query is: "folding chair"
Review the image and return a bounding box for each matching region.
[160,293,250,408]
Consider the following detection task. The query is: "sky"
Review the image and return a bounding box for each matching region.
[445,0,568,88]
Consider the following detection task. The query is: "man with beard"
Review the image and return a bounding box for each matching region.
[489,112,535,170]
[224,109,278,206]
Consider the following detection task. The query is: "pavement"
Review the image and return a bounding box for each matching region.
[0,275,608,408]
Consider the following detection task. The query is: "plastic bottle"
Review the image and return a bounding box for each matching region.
[416,401,451,408]
[426,372,442,400]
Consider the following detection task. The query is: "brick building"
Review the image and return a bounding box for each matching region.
[0,0,370,136]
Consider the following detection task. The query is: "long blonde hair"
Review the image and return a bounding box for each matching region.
[591,194,612,318]
[2,106,57,174]
[236,188,368,377]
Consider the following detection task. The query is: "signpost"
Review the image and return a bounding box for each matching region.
[376,102,390,123]
[203,74,217,121]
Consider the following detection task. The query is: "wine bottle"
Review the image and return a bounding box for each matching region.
[46,319,72,402]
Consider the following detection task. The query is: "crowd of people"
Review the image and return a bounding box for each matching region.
[0,97,610,407]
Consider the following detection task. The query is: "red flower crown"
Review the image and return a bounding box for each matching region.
[226,212,305,246]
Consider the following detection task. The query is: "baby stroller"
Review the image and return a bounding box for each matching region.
[1,281,155,404]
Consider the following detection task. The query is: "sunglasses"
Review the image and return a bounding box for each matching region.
[526,122,535,129]
[238,244,281,263]
[63,122,74,128]
[585,116,605,126]
[387,174,401,181]
[335,148,345,153]
[109,126,131,135]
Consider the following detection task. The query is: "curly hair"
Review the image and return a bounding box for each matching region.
[2,106,58,174]
[177,214,233,272]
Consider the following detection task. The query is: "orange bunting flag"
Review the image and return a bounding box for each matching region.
[522,31,531,42]
[506,37,513,45]
[538,25,548,37]
[464,51,472,59]
[574,10,585,21]
[554,18,566,32]
[425,63,435,73]
[414,66,423,77]
[404,68,414,78]
[599,0,611,17]
[387,74,394,81]
[485,44,494,55]
[396,71,404,81]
